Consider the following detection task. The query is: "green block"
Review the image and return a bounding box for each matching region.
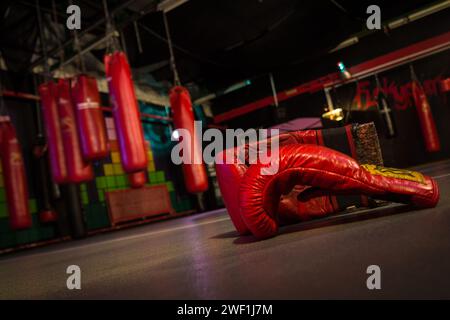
[106,176,116,188]
[81,192,89,205]
[80,184,87,192]
[0,217,9,232]
[116,175,127,187]
[98,204,110,227]
[86,203,110,230]
[38,225,55,240]
[148,172,157,183]
[98,190,105,202]
[85,205,97,230]
[96,177,106,189]
[155,171,165,183]
[181,198,192,211]
[29,199,37,213]
[15,229,29,245]
[26,226,39,243]
[0,203,8,219]
[166,181,174,192]
[0,188,5,202]
[0,231,15,249]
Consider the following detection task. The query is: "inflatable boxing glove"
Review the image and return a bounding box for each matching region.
[240,144,439,239]
[216,125,381,235]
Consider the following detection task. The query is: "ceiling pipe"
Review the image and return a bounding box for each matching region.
[157,0,189,13]
[194,79,252,105]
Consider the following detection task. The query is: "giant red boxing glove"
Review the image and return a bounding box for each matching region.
[0,118,32,229]
[240,144,439,239]
[216,125,380,235]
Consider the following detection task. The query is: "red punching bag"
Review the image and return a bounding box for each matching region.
[56,79,94,183]
[40,210,58,223]
[0,117,32,230]
[170,86,208,193]
[440,78,450,92]
[71,75,109,160]
[104,51,147,173]
[38,81,68,183]
[412,80,441,152]
[128,171,147,188]
[32,142,58,223]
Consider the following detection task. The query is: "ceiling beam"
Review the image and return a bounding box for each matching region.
[157,0,190,13]
[28,0,138,71]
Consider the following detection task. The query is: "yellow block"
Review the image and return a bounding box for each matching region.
[113,163,124,175]
[104,164,114,176]
[147,161,155,172]
[147,151,153,161]
[111,152,121,163]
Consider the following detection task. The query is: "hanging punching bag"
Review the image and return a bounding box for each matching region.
[170,86,208,193]
[0,117,32,230]
[440,78,450,92]
[71,75,109,161]
[412,80,441,152]
[32,138,58,223]
[104,51,147,173]
[376,90,396,138]
[375,76,396,138]
[128,171,147,188]
[56,79,94,183]
[39,81,68,183]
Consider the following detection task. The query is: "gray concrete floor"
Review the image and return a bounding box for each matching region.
[1,160,450,299]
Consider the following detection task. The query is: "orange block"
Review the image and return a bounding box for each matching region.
[110,140,119,151]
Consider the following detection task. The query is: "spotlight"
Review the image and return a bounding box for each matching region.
[322,88,344,122]
[171,129,180,140]
[337,61,352,80]
[322,108,344,121]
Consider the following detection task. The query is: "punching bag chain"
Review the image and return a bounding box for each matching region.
[103,0,120,53]
[269,73,279,108]
[375,73,381,88]
[134,20,143,54]
[67,0,86,73]
[410,64,418,82]
[0,75,7,116]
[32,74,45,139]
[36,0,51,79]
[163,11,181,86]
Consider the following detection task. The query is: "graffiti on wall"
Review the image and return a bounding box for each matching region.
[352,76,444,110]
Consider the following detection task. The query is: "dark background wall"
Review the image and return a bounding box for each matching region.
[211,9,450,168]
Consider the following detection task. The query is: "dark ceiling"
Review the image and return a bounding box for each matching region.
[0,0,442,92]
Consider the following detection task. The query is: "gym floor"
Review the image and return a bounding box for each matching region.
[1,160,449,299]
